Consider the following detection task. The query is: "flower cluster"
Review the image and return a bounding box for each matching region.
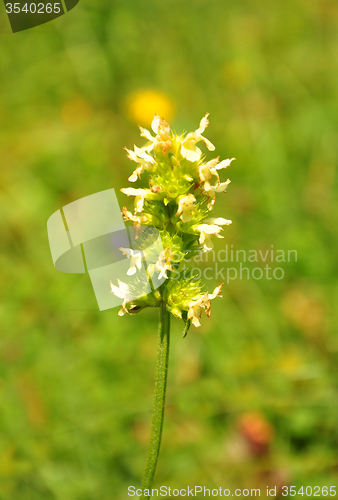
[111,114,234,329]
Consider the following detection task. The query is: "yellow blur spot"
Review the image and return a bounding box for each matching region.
[127,90,175,126]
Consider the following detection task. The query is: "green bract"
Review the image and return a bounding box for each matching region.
[111,114,234,328]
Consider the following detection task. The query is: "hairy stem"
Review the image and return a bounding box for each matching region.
[141,301,170,498]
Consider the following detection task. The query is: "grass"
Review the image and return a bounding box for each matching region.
[0,0,338,498]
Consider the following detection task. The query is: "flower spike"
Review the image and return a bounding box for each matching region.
[116,113,234,327]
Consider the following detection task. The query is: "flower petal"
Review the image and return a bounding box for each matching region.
[151,114,161,134]
[181,143,202,162]
[128,171,139,182]
[200,135,215,151]
[139,126,154,142]
[120,187,150,197]
[195,223,222,234]
[196,113,210,135]
[209,284,223,300]
[212,180,231,193]
[215,157,236,170]
[205,217,232,225]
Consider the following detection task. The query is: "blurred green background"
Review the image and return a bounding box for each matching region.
[1,0,338,498]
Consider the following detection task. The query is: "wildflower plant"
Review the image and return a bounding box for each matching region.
[111,114,234,497]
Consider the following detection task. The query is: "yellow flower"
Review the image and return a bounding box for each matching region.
[122,206,148,225]
[194,224,222,251]
[125,146,155,182]
[154,246,174,280]
[180,114,215,162]
[110,279,134,316]
[127,89,175,126]
[110,278,131,300]
[119,247,144,276]
[187,284,223,327]
[203,179,231,196]
[120,187,160,212]
[139,114,172,154]
[175,193,197,222]
[198,158,220,184]
[205,217,233,225]
[194,218,232,251]
[199,157,235,183]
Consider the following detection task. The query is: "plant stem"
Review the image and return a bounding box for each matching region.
[141,301,170,498]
